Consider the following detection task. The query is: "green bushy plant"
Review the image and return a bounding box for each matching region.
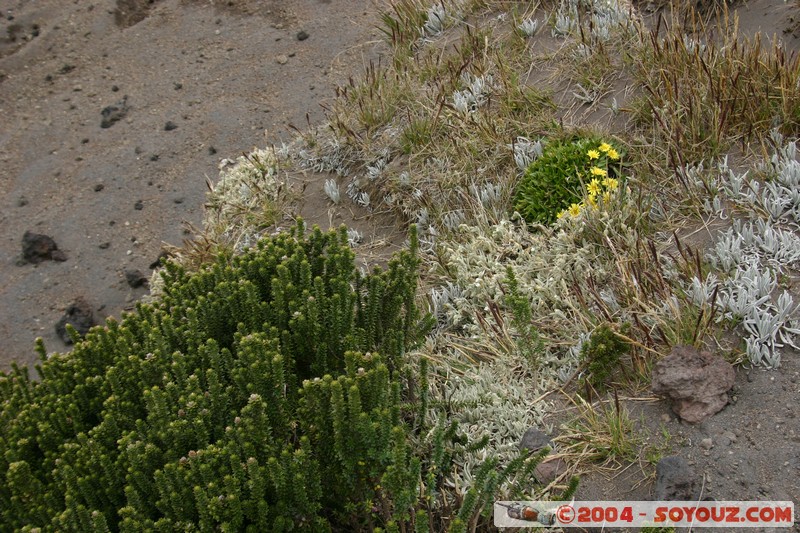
[579,323,631,393]
[0,221,550,531]
[504,267,544,366]
[514,136,622,225]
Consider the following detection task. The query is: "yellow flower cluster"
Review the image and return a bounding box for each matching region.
[598,142,620,160]
[558,141,621,220]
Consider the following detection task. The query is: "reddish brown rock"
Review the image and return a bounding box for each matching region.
[534,456,568,485]
[651,345,735,423]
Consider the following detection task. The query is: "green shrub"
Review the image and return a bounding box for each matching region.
[514,136,621,225]
[504,267,544,365]
[579,323,631,392]
[1,221,552,531]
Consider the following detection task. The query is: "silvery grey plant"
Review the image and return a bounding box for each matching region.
[397,170,412,187]
[429,281,465,330]
[509,137,544,171]
[682,36,706,55]
[366,148,390,181]
[297,135,350,176]
[355,191,370,208]
[324,178,341,204]
[686,134,800,367]
[347,228,363,247]
[443,210,466,231]
[424,351,553,495]
[422,3,447,37]
[452,74,494,114]
[552,0,579,36]
[518,17,540,37]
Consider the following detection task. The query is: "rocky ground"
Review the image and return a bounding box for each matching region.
[1,0,799,531]
[567,348,800,531]
[0,0,387,368]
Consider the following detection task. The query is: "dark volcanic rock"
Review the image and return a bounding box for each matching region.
[100,96,129,128]
[654,456,699,501]
[114,0,159,28]
[149,250,171,269]
[519,427,553,452]
[519,427,563,484]
[20,231,67,264]
[54,297,95,344]
[124,268,148,288]
[651,345,735,423]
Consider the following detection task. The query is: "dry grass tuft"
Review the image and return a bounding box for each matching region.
[631,8,800,163]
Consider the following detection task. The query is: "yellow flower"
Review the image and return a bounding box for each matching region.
[607,148,620,160]
[557,210,566,219]
[599,142,612,153]
[587,178,601,196]
[568,203,581,217]
[602,191,612,204]
[587,194,598,208]
[602,177,619,190]
[587,149,600,160]
[590,166,608,177]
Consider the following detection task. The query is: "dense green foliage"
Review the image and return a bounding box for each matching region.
[579,324,631,393]
[1,221,553,531]
[514,136,609,225]
[0,222,467,531]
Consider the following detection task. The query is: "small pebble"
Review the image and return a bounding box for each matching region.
[700,438,713,450]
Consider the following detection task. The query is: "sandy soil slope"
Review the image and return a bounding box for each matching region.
[0,0,386,368]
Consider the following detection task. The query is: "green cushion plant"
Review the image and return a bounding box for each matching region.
[514,136,621,225]
[580,323,631,393]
